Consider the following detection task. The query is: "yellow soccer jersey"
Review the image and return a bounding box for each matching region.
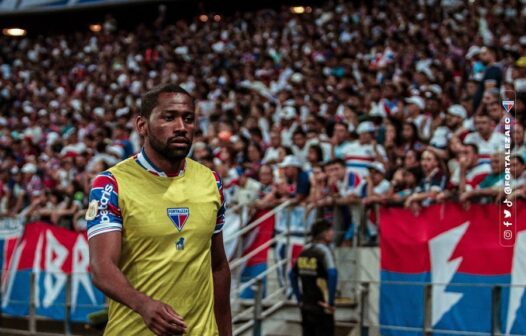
[86,148,226,335]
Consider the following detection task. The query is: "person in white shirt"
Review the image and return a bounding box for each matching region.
[429,104,467,151]
[360,161,390,245]
[291,129,309,165]
[464,113,505,163]
[262,130,283,164]
[338,121,387,177]
[278,106,299,147]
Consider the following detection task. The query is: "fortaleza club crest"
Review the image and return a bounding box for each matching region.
[167,208,189,232]
[502,100,514,113]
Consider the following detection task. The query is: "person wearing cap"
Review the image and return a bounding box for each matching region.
[290,219,338,336]
[21,162,43,198]
[362,162,390,205]
[337,121,387,177]
[428,104,469,160]
[405,96,425,122]
[278,155,311,205]
[278,105,299,147]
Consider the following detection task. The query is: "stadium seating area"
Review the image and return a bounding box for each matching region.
[1,0,525,245]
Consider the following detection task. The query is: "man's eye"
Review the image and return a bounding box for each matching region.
[164,115,174,121]
[184,116,195,123]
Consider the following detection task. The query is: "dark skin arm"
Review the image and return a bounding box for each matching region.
[211,232,232,336]
[89,232,187,336]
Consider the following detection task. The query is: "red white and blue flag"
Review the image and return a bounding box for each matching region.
[1,222,105,322]
[380,202,526,335]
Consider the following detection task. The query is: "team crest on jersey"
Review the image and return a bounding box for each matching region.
[167,208,189,232]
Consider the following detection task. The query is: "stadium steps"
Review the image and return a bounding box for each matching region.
[232,246,379,335]
[233,299,357,336]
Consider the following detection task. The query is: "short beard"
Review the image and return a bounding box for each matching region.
[147,128,190,162]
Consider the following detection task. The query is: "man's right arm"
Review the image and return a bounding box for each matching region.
[87,172,186,335]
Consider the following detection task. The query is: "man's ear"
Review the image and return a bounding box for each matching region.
[136,115,147,137]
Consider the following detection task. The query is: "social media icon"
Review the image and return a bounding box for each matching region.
[503,221,513,227]
[503,199,513,207]
[504,210,512,218]
[503,230,513,240]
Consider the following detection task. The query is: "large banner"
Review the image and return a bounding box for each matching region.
[1,221,106,322]
[380,202,526,335]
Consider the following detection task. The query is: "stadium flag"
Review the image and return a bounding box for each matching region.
[380,202,526,336]
[239,209,276,299]
[1,222,106,322]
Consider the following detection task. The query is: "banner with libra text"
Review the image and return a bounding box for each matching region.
[380,202,526,336]
[0,221,106,322]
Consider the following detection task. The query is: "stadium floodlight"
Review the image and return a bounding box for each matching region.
[290,6,312,14]
[89,24,102,33]
[290,6,305,14]
[199,15,208,22]
[2,28,26,37]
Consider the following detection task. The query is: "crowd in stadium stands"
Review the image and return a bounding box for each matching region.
[0,0,525,245]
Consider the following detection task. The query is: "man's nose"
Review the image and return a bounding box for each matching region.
[173,117,186,132]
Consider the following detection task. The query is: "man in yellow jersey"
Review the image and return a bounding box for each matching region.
[87,83,232,335]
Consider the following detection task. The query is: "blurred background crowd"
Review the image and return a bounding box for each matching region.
[1,0,525,244]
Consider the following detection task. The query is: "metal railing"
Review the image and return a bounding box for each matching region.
[347,280,526,336]
[227,200,294,336]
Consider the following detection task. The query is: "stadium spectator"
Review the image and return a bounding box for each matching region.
[449,144,492,194]
[473,47,503,112]
[465,114,506,162]
[459,152,505,204]
[278,155,311,205]
[339,121,387,176]
[362,162,390,206]
[361,162,390,244]
[388,167,423,205]
[405,150,447,214]
[230,169,262,208]
[304,144,324,175]
[253,164,279,210]
[324,159,362,244]
[262,130,282,165]
[0,0,525,249]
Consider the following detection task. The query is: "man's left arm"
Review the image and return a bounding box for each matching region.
[211,171,232,335]
[211,232,232,336]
